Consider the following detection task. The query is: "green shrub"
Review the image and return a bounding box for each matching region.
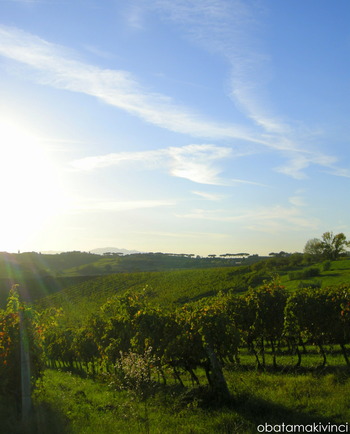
[297,280,322,289]
[322,260,332,272]
[289,267,320,281]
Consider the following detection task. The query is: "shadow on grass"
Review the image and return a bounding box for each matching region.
[229,363,350,378]
[161,384,341,430]
[233,392,339,427]
[0,401,71,434]
[180,387,341,429]
[175,290,217,304]
[323,272,342,277]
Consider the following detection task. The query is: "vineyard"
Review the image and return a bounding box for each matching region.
[37,279,350,376]
[1,271,350,432]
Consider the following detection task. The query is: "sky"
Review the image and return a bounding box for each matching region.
[0,0,349,256]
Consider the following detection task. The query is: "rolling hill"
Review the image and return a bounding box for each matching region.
[34,256,350,325]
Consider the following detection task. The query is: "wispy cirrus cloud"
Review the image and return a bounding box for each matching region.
[326,167,350,178]
[191,191,225,201]
[166,144,232,185]
[275,151,338,179]
[135,229,228,240]
[70,198,176,213]
[70,143,257,186]
[288,195,306,207]
[0,25,256,143]
[152,0,284,133]
[70,149,164,171]
[0,22,345,181]
[151,0,346,179]
[178,204,320,232]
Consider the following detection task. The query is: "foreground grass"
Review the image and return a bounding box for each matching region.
[31,370,248,433]
[11,365,345,434]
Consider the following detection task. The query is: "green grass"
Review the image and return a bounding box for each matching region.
[33,257,350,325]
[237,347,347,370]
[3,256,350,433]
[62,252,255,276]
[35,267,250,322]
[24,362,350,434]
[33,257,350,323]
[280,257,350,290]
[2,347,345,434]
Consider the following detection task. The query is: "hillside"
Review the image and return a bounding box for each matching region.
[0,250,264,308]
[0,275,98,309]
[35,266,251,323]
[61,252,262,275]
[2,248,350,315]
[0,251,101,278]
[35,256,350,325]
[0,250,263,278]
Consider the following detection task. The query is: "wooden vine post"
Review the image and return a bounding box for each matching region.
[19,307,32,419]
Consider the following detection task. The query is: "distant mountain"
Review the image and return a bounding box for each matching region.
[90,247,141,255]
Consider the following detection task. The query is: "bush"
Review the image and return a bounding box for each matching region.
[289,267,320,281]
[297,280,322,290]
[322,260,332,272]
[111,347,160,399]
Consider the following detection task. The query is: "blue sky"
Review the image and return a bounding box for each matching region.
[0,0,349,256]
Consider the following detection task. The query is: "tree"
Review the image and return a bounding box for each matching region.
[304,232,349,260]
[303,238,323,257]
[320,232,349,260]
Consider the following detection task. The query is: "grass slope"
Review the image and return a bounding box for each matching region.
[34,257,350,324]
[281,257,350,289]
[63,253,259,276]
[35,267,249,322]
[13,366,350,433]
[0,275,100,309]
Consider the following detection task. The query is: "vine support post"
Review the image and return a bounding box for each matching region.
[203,341,231,402]
[19,309,32,420]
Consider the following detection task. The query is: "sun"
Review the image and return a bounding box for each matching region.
[0,118,64,252]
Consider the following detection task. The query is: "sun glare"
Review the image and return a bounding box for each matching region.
[0,119,63,252]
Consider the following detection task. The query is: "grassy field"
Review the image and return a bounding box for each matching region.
[2,257,350,432]
[4,357,349,434]
[35,266,252,323]
[280,258,350,290]
[33,257,350,325]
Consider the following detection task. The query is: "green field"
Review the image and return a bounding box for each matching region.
[34,256,350,323]
[1,254,350,433]
[3,359,350,433]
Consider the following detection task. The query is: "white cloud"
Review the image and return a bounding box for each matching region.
[192,191,225,201]
[152,0,281,132]
[167,144,232,185]
[275,152,338,180]
[83,44,115,60]
[70,143,251,186]
[125,4,146,30]
[70,143,265,186]
[70,198,175,212]
[151,0,347,180]
[0,25,256,142]
[69,149,165,171]
[288,195,306,207]
[178,204,319,232]
[326,167,350,178]
[0,21,345,181]
[275,155,310,180]
[136,230,227,239]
